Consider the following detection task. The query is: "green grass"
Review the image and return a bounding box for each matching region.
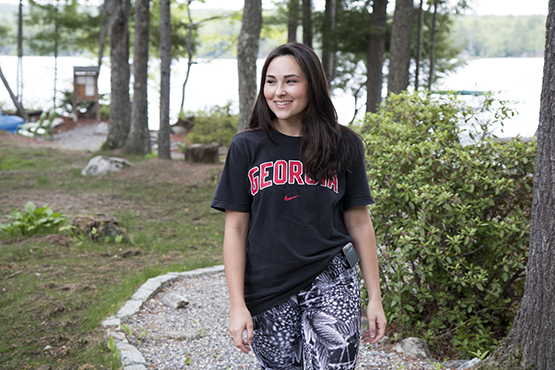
[0,134,225,369]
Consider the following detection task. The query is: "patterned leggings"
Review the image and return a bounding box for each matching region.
[251,253,361,370]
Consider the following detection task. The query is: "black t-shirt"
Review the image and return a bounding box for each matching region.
[211,128,374,316]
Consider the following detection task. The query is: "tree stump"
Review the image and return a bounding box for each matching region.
[73,214,130,243]
[184,142,219,163]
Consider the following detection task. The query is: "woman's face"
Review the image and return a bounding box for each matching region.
[264,55,309,128]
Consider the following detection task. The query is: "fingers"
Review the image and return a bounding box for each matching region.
[230,329,252,353]
[362,309,387,344]
[362,318,377,343]
[229,321,254,354]
[246,320,254,347]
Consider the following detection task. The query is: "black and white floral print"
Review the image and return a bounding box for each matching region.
[252,254,361,370]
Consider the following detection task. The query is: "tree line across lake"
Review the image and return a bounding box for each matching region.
[0,3,546,59]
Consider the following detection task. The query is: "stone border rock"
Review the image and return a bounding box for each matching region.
[101,265,225,370]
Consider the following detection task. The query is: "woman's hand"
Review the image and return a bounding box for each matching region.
[223,210,252,353]
[229,305,254,353]
[362,298,387,344]
[344,206,387,344]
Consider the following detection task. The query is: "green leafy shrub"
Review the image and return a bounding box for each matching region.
[0,201,69,237]
[360,91,535,358]
[183,103,238,146]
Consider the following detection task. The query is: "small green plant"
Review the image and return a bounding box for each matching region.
[120,323,133,337]
[433,362,444,370]
[107,336,121,370]
[139,328,149,339]
[469,349,490,360]
[144,151,158,159]
[0,201,69,237]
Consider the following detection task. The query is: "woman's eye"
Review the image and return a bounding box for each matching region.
[287,80,297,84]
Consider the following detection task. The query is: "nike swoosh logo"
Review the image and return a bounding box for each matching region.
[284,195,300,201]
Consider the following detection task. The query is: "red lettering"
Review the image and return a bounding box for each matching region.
[274,160,287,185]
[305,174,318,185]
[327,174,338,193]
[248,167,259,195]
[249,160,337,196]
[260,162,273,189]
[289,160,305,185]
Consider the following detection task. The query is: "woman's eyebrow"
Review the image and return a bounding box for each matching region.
[266,74,300,79]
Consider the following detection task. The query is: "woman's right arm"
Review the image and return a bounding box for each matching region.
[223,209,253,354]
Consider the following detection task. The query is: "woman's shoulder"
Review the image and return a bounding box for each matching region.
[228,129,269,153]
[233,128,267,142]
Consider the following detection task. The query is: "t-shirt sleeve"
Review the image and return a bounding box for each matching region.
[342,141,374,210]
[210,137,252,213]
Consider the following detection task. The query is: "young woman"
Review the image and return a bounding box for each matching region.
[211,42,386,369]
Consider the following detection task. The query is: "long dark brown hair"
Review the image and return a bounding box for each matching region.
[247,42,362,182]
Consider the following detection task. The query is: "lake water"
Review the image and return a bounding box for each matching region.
[0,55,543,138]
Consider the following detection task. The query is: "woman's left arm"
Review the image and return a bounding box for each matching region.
[344,205,387,344]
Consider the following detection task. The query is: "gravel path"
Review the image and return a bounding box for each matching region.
[123,271,443,370]
[51,121,107,151]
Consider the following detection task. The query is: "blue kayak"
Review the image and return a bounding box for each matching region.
[0,111,24,133]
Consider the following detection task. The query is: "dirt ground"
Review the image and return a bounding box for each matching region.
[0,118,223,217]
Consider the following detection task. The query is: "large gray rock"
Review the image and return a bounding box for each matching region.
[81,155,132,176]
[392,337,434,360]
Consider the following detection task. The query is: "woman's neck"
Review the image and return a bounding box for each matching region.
[272,119,303,137]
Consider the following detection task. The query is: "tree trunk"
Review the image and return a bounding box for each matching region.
[475,2,555,369]
[427,0,439,90]
[237,0,262,132]
[53,0,59,109]
[97,0,113,74]
[414,0,424,90]
[366,0,388,113]
[0,63,28,121]
[158,0,172,159]
[105,0,131,149]
[287,0,299,43]
[17,0,23,104]
[321,0,336,87]
[387,0,414,95]
[180,0,195,113]
[123,0,150,155]
[302,0,312,48]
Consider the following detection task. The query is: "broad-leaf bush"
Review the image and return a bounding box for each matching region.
[360,91,535,358]
[181,103,238,146]
[0,201,69,237]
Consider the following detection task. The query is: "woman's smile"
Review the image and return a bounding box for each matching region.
[264,55,309,134]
